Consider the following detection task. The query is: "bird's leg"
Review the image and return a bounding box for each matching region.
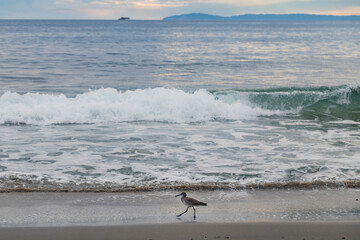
[192,206,196,220]
[176,206,190,217]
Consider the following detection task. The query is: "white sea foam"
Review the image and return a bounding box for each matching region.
[1,117,360,190]
[0,88,279,125]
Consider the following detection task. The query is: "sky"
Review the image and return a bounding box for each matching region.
[0,0,360,20]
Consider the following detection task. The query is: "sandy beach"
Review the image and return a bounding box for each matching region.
[1,222,360,240]
[0,189,359,239]
[2,14,360,240]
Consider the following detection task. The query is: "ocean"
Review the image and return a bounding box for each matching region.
[0,20,360,192]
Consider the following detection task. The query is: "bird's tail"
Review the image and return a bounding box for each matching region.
[199,202,207,206]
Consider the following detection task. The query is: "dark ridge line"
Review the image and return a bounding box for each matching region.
[163,13,360,21]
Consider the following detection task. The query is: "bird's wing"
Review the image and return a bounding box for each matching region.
[186,197,207,206]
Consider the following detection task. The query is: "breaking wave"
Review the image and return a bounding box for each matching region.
[1,85,359,125]
[213,84,360,121]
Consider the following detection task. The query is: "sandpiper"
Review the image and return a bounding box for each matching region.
[175,192,207,219]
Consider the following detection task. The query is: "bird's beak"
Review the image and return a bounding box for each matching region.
[175,193,182,197]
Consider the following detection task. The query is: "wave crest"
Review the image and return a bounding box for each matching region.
[215,85,360,121]
[1,85,360,125]
[0,88,275,125]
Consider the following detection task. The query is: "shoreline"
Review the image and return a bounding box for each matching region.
[1,180,360,193]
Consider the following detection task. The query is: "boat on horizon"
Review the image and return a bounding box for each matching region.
[118,17,130,20]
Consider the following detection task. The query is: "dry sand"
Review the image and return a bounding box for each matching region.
[1,222,360,240]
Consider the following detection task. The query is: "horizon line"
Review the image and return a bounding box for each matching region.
[1,13,360,21]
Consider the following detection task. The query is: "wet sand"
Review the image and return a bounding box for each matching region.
[0,189,359,239]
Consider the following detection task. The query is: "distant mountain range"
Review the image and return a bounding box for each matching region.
[163,13,360,21]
